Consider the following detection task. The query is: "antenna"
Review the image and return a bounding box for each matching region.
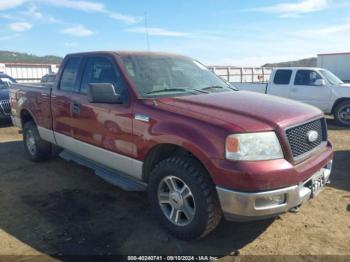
[144,12,151,51]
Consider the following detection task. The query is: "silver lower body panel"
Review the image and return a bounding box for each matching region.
[217,161,332,221]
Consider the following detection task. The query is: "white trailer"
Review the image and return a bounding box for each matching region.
[317,52,350,82]
[0,62,60,83]
[208,66,272,83]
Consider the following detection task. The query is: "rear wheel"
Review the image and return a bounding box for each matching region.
[23,121,52,161]
[148,156,222,240]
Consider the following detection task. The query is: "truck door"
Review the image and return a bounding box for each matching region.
[69,55,136,169]
[267,69,293,99]
[290,69,331,111]
[51,56,83,139]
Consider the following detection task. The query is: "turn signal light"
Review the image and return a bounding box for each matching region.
[226,136,239,153]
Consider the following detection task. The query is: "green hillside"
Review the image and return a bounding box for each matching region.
[0,50,317,68]
[262,57,317,68]
[0,51,62,64]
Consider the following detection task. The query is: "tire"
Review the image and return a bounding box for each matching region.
[23,121,52,162]
[334,100,350,127]
[148,156,222,240]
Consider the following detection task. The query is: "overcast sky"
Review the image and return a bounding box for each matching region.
[0,0,350,66]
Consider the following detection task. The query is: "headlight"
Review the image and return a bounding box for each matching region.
[225,132,283,161]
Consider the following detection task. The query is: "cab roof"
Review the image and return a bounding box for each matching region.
[65,50,191,59]
[273,67,324,71]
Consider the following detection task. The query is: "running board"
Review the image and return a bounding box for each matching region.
[59,150,147,191]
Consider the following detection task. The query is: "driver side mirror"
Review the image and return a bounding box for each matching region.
[87,83,123,104]
[314,79,326,86]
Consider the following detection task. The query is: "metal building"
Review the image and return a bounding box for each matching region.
[317,52,350,82]
[0,62,60,83]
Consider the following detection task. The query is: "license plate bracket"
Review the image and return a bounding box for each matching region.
[311,172,326,198]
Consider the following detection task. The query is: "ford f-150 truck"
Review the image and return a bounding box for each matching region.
[233,67,350,126]
[10,52,333,239]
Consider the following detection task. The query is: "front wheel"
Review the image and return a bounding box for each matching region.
[334,101,350,127]
[148,156,222,240]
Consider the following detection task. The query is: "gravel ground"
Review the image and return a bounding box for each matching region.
[0,118,349,260]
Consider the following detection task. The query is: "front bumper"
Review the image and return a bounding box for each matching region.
[217,161,332,221]
[0,115,11,120]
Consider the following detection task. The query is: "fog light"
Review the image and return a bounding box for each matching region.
[324,161,332,176]
[255,194,286,208]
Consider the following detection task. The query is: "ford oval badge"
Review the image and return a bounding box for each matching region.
[307,130,319,143]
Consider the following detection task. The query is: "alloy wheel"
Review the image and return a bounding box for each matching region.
[157,176,196,226]
[26,129,37,156]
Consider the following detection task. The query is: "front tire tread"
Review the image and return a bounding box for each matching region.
[148,156,222,240]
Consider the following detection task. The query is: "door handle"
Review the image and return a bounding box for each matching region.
[72,101,80,114]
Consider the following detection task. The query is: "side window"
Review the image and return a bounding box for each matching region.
[80,57,122,94]
[294,70,322,86]
[273,70,292,85]
[60,57,82,91]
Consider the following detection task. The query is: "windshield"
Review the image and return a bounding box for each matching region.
[320,69,344,85]
[0,77,14,89]
[121,55,235,97]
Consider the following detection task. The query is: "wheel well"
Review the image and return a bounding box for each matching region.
[20,109,34,126]
[142,144,206,182]
[332,98,350,114]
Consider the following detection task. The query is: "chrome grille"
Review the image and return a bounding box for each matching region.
[0,100,10,116]
[286,118,327,159]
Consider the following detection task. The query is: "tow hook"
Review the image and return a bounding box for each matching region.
[289,205,301,213]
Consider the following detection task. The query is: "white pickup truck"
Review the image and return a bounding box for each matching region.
[233,67,350,126]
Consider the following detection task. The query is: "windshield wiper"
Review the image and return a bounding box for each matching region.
[201,85,237,91]
[146,87,210,95]
[146,88,190,95]
[201,85,225,90]
[191,88,209,94]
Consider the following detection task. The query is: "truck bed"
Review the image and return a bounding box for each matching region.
[10,83,53,129]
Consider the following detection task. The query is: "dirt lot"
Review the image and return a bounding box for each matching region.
[0,118,349,260]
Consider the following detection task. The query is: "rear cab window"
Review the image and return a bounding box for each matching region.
[273,70,292,85]
[60,57,82,92]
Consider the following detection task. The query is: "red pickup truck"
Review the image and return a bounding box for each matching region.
[10,51,333,239]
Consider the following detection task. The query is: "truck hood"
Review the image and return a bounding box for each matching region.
[156,91,323,132]
[0,89,9,100]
